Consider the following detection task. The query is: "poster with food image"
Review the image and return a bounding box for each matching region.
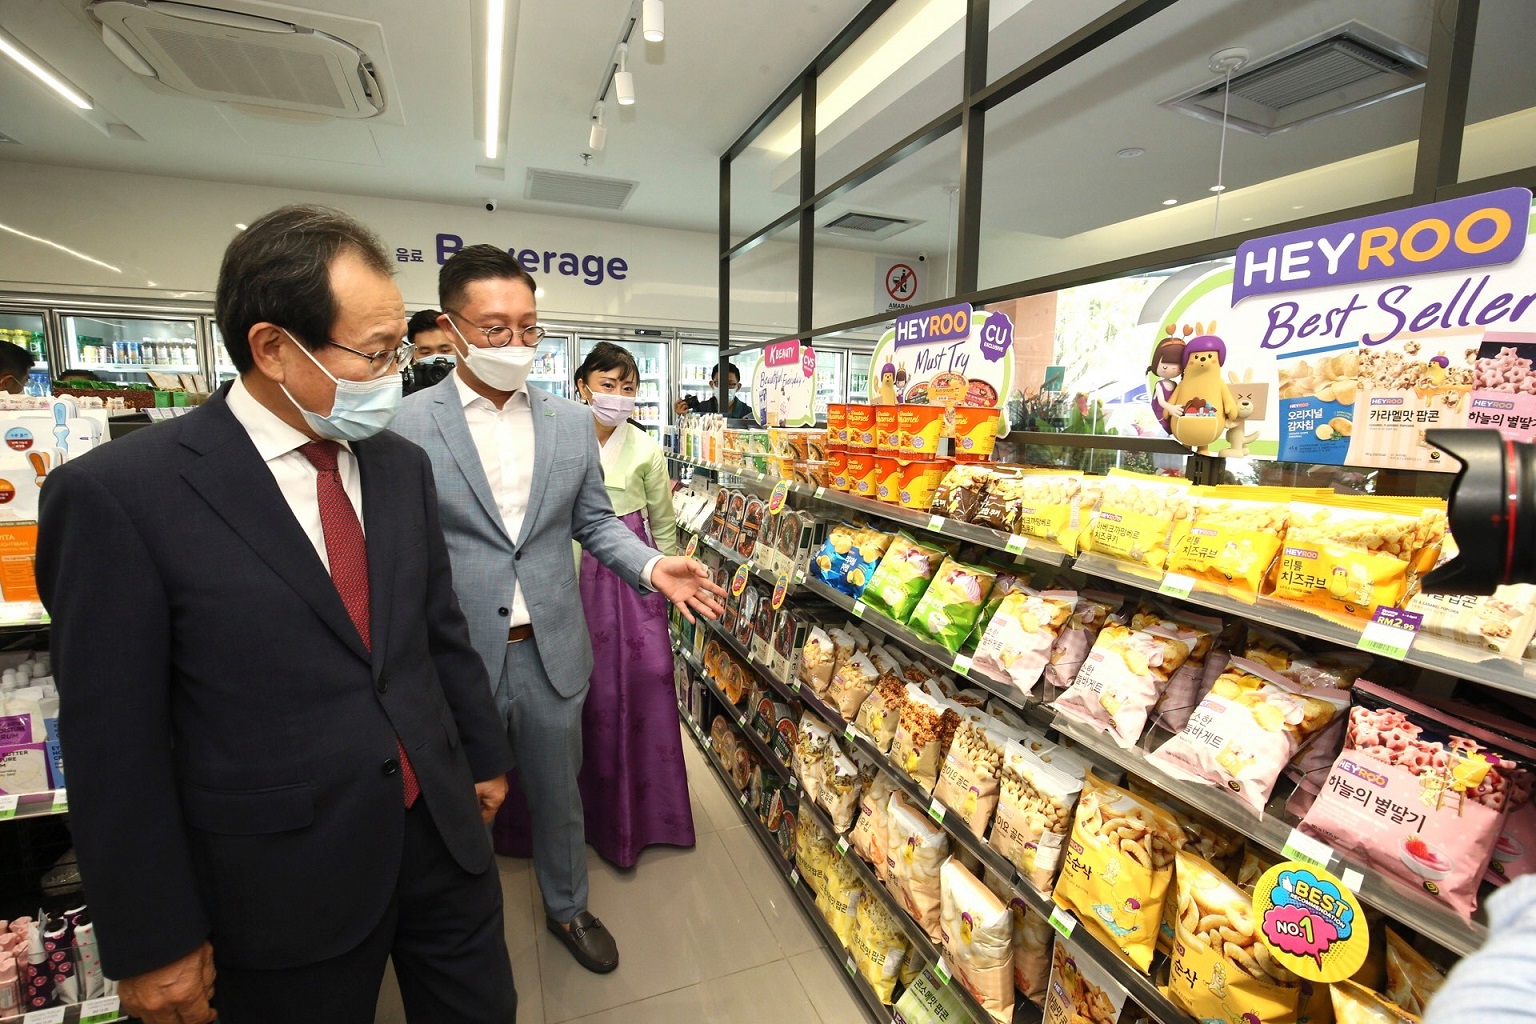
[869,301,1014,428]
[750,338,817,427]
[1342,329,1476,471]
[1468,331,1536,441]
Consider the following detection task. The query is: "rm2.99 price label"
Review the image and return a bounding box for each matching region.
[1253,861,1368,983]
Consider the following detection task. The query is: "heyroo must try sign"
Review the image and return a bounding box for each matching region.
[1149,187,1536,470]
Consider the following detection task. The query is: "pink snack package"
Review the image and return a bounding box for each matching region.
[1041,591,1122,701]
[1050,622,1197,748]
[1298,680,1528,917]
[1140,608,1223,734]
[1146,657,1349,814]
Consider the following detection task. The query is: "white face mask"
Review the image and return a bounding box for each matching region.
[278,330,401,442]
[584,390,636,427]
[448,320,535,392]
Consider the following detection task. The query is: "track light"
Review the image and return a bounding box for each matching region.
[589,104,607,152]
[613,42,634,106]
[642,0,665,42]
[0,27,93,110]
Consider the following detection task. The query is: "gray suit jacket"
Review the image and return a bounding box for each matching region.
[392,373,657,697]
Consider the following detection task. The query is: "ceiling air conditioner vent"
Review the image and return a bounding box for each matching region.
[89,1,385,118]
[1162,24,1426,136]
[823,211,915,240]
[524,169,637,211]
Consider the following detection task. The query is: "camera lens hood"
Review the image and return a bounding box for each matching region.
[1422,428,1536,594]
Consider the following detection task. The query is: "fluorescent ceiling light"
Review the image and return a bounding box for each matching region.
[1162,199,1178,206]
[0,28,93,110]
[643,0,664,42]
[484,0,506,160]
[0,221,120,273]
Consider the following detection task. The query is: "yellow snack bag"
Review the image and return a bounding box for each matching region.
[1269,499,1427,620]
[1083,469,1193,570]
[851,895,911,1004]
[1052,773,1183,972]
[1167,850,1302,1024]
[1383,928,1444,1017]
[1014,471,1084,545]
[1329,980,1420,1024]
[815,852,865,948]
[1168,488,1301,597]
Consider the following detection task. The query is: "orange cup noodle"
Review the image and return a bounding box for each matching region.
[874,456,902,503]
[793,460,833,488]
[846,404,877,449]
[953,405,1001,463]
[827,449,850,491]
[898,404,946,458]
[875,406,900,456]
[827,404,849,447]
[899,459,952,510]
[846,453,879,499]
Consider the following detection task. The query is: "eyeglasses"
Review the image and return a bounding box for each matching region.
[444,311,547,348]
[322,339,415,377]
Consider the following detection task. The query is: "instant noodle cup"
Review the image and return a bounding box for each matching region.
[899,459,951,510]
[876,406,900,456]
[827,403,848,448]
[899,403,946,458]
[953,405,1000,462]
[770,455,796,481]
[846,453,879,498]
[875,457,902,503]
[847,404,877,450]
[794,460,832,487]
[827,449,849,491]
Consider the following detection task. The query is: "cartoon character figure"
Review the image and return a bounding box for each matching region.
[1158,325,1238,455]
[1223,368,1261,457]
[1424,354,1450,388]
[1148,326,1188,435]
[876,362,899,405]
[895,362,909,401]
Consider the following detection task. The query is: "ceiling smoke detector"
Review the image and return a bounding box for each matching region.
[1162,23,1426,137]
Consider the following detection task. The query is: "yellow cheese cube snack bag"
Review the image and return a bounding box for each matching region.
[1082,469,1194,571]
[1167,849,1303,1024]
[1330,981,1421,1024]
[1052,773,1183,972]
[1167,488,1297,598]
[1270,497,1445,621]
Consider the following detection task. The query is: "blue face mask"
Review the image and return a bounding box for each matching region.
[279,330,402,442]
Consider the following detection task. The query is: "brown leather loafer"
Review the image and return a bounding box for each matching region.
[547,911,619,973]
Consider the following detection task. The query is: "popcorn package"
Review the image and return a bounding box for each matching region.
[851,895,912,1005]
[983,867,1053,1005]
[1147,657,1348,814]
[885,792,951,941]
[1051,621,1197,748]
[1405,584,1536,658]
[1299,680,1528,917]
[1052,773,1183,971]
[972,589,1078,702]
[991,742,1088,892]
[891,684,961,792]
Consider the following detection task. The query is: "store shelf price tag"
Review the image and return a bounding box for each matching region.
[927,798,946,825]
[852,600,867,618]
[79,997,121,1024]
[933,958,952,986]
[1004,534,1028,555]
[951,653,972,674]
[1357,607,1421,661]
[844,955,857,978]
[50,789,66,814]
[814,486,826,499]
[789,868,800,887]
[926,514,945,532]
[684,534,700,559]
[768,480,792,515]
[1282,828,1335,869]
[791,680,802,694]
[1048,907,1077,938]
[843,723,857,743]
[1158,573,1196,599]
[772,573,791,610]
[739,792,748,807]
[0,794,17,820]
[788,774,799,790]
[23,1008,66,1024]
[1253,861,1368,983]
[737,713,748,728]
[836,837,850,857]
[730,564,750,597]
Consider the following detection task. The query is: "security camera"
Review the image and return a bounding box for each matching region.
[917,252,928,263]
[483,199,498,212]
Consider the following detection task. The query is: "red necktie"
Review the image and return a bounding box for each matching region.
[299,441,420,808]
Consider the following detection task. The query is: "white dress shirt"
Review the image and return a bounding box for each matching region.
[454,370,536,626]
[226,376,362,571]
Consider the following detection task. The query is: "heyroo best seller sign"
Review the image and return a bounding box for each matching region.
[1145,187,1536,469]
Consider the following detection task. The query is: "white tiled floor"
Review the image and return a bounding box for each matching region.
[375,723,869,1024]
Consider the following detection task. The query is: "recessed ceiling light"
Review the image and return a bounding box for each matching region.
[1116,147,1145,159]
[235,223,248,231]
[1292,205,1304,210]
[1162,199,1178,207]
[1242,217,1253,222]
[1209,185,1227,193]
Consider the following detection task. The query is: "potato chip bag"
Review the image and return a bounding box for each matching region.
[907,558,998,652]
[1167,850,1302,1024]
[992,742,1088,892]
[933,717,1015,837]
[1053,773,1183,971]
[1384,928,1444,1017]
[1082,469,1194,571]
[823,748,865,833]
[1043,591,1124,699]
[850,774,896,879]
[829,651,880,721]
[851,895,912,1004]
[1330,981,1420,1024]
[860,531,947,622]
[1148,657,1349,814]
[813,523,893,596]
[885,793,950,941]
[939,858,1015,1023]
[972,589,1078,702]
[1051,622,1197,748]
[968,569,1034,649]
[856,674,907,753]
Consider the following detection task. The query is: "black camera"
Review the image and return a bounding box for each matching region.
[402,357,455,396]
[1422,428,1536,594]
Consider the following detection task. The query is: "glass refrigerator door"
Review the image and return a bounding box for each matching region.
[528,335,570,399]
[814,348,845,419]
[576,337,667,436]
[678,343,761,423]
[848,353,872,403]
[0,311,51,396]
[60,313,203,387]
[209,322,237,385]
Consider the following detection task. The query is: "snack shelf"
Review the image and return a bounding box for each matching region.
[0,787,68,822]
[1072,554,1536,701]
[794,785,997,1024]
[693,607,803,708]
[680,524,807,591]
[800,577,1025,709]
[1045,712,1489,958]
[677,640,797,781]
[676,702,895,1024]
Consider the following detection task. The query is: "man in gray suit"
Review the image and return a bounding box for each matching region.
[392,245,723,974]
